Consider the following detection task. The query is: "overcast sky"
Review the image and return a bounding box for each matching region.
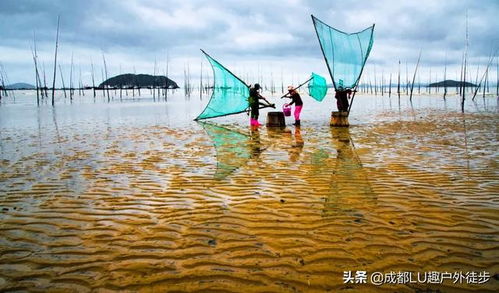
[0,0,498,87]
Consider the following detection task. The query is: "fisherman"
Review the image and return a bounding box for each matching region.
[248,83,274,126]
[284,86,303,126]
[335,87,353,112]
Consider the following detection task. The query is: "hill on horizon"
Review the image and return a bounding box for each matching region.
[99,74,179,88]
[4,83,36,89]
[429,80,477,87]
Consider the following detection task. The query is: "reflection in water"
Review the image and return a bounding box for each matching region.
[323,127,376,216]
[199,122,262,179]
[288,127,304,162]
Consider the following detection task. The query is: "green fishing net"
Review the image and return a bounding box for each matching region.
[311,15,374,90]
[195,50,250,120]
[308,72,328,101]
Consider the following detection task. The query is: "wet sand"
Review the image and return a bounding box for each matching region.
[0,93,498,292]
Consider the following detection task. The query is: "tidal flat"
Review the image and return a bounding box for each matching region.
[0,91,498,292]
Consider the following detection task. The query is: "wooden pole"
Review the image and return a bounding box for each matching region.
[51,15,60,106]
[388,73,392,97]
[43,63,48,98]
[70,53,74,101]
[459,52,464,96]
[405,61,409,95]
[428,67,432,95]
[102,53,110,101]
[397,60,401,99]
[443,52,447,100]
[79,64,84,96]
[31,45,40,106]
[472,54,496,100]
[496,58,499,96]
[58,64,67,99]
[90,59,96,99]
[409,50,422,102]
[461,11,468,113]
[119,64,122,101]
[165,50,170,102]
[153,57,156,101]
[199,60,203,100]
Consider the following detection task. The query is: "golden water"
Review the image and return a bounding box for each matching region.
[0,99,498,292]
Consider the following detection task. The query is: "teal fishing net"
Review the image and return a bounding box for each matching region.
[311,15,374,90]
[195,50,250,120]
[308,72,328,101]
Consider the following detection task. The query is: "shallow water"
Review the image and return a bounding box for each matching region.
[0,90,498,292]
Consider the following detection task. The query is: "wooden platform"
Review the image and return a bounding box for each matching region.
[330,111,349,127]
[266,112,286,127]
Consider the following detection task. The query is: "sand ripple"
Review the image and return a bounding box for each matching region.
[0,110,498,292]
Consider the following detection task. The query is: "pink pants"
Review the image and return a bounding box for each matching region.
[294,105,303,120]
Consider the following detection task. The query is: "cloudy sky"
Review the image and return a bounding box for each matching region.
[0,0,498,87]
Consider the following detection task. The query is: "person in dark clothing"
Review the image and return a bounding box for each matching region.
[248,83,274,126]
[284,86,303,126]
[335,88,353,112]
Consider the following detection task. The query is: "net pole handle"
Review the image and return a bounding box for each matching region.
[346,85,358,116]
[280,76,313,99]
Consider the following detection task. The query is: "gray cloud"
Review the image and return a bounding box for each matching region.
[0,0,498,86]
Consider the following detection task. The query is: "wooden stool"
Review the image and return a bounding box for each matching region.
[330,111,349,127]
[266,112,286,127]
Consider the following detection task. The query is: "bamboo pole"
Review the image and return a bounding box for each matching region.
[90,58,96,99]
[31,45,40,105]
[459,52,464,96]
[472,54,496,100]
[199,60,203,100]
[153,57,156,101]
[461,11,468,113]
[496,58,498,96]
[79,64,84,96]
[119,64,122,101]
[32,31,43,103]
[58,65,67,99]
[417,71,420,94]
[102,53,110,101]
[397,60,401,99]
[405,61,409,95]
[388,73,392,97]
[443,52,447,100]
[42,63,48,98]
[428,68,431,94]
[50,16,60,105]
[381,69,384,96]
[165,50,169,101]
[409,50,422,102]
[69,53,74,100]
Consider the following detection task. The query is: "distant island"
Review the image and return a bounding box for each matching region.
[428,80,477,88]
[99,74,179,89]
[5,83,36,90]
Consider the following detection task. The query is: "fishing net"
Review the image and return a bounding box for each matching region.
[308,72,328,101]
[312,15,374,90]
[195,50,250,120]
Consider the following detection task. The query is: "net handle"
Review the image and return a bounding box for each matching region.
[280,76,313,99]
[346,85,358,115]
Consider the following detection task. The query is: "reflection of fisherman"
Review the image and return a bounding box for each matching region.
[248,83,274,127]
[322,127,375,217]
[249,127,263,158]
[288,127,304,162]
[284,86,303,126]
